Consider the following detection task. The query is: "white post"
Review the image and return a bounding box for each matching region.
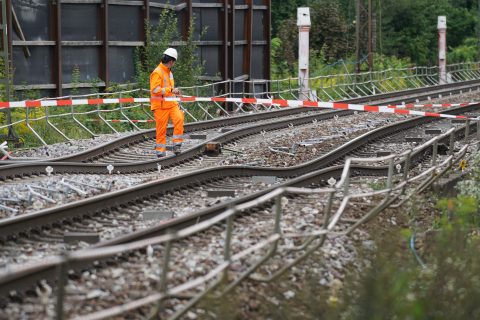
[438,16,447,85]
[297,7,311,100]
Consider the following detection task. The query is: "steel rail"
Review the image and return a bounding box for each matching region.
[1,82,480,300]
[2,78,479,167]
[2,84,480,180]
[0,164,386,296]
[0,108,478,296]
[0,136,470,297]
[0,109,352,180]
[0,106,317,164]
[0,103,478,238]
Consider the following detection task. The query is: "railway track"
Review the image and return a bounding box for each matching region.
[4,106,323,163]
[0,133,471,318]
[2,79,480,180]
[1,103,478,237]
[0,102,478,297]
[1,81,480,318]
[1,103,478,236]
[0,108,350,179]
[0,111,400,216]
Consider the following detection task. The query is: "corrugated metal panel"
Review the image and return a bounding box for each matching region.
[109,6,142,41]
[62,47,100,83]
[9,0,271,96]
[61,5,99,41]
[12,0,50,40]
[108,46,136,83]
[13,46,52,84]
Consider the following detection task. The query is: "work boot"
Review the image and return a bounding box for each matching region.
[173,144,182,155]
[156,151,166,158]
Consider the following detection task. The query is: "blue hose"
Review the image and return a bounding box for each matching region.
[410,233,427,268]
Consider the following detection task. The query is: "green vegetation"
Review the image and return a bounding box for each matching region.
[272,0,480,77]
[339,227,480,319]
[367,179,387,191]
[338,153,480,318]
[134,9,204,91]
[133,9,209,122]
[71,65,81,96]
[456,152,480,202]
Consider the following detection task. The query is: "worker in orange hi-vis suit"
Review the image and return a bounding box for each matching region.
[150,48,184,158]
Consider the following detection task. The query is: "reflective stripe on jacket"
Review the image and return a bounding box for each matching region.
[150,63,178,110]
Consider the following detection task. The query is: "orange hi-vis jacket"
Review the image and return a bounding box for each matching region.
[150,62,184,154]
[150,63,179,110]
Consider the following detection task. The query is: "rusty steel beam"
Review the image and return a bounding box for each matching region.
[182,0,192,41]
[52,0,62,96]
[228,0,235,80]
[140,0,148,42]
[1,0,16,141]
[141,0,149,55]
[222,0,228,82]
[143,0,149,26]
[101,0,109,89]
[264,0,271,82]
[243,0,253,93]
[6,0,11,70]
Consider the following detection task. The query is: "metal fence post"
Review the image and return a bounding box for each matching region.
[222,214,234,281]
[273,194,282,234]
[25,107,48,146]
[387,157,394,189]
[403,151,411,182]
[151,239,172,319]
[322,190,334,228]
[344,167,350,196]
[119,92,140,130]
[96,93,118,134]
[449,130,455,156]
[431,138,438,166]
[55,253,69,320]
[70,101,97,138]
[465,119,470,144]
[477,120,480,150]
[45,105,71,142]
[477,120,480,140]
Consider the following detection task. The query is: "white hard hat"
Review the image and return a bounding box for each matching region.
[163,48,178,60]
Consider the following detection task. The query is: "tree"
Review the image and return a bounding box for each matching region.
[380,0,477,65]
[135,9,204,91]
[310,0,350,61]
[272,0,308,36]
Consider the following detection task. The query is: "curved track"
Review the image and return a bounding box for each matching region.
[0,103,477,240]
[0,127,472,298]
[0,81,480,302]
[2,80,480,180]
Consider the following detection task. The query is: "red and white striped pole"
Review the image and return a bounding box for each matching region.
[438,16,447,85]
[297,7,311,100]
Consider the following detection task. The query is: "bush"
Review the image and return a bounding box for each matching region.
[134,9,204,90]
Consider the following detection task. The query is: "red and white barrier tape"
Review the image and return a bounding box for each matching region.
[0,96,478,121]
[85,119,155,123]
[384,102,476,109]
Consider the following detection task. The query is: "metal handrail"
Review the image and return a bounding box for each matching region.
[1,62,480,148]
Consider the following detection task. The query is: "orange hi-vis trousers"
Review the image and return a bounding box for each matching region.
[154,106,184,154]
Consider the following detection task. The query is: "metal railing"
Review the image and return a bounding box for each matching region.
[43,126,475,320]
[1,62,479,148]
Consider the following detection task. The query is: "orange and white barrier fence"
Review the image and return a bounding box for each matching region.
[386,102,476,109]
[0,96,479,121]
